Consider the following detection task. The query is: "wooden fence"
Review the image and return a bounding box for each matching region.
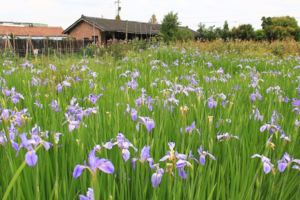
[0,38,94,57]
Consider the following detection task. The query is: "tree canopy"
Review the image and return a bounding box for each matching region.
[160,12,180,42]
[196,16,300,41]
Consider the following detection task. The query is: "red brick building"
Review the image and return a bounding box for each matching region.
[64,15,162,44]
[0,24,66,40]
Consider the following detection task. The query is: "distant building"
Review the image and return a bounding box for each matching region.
[0,22,66,40]
[64,15,196,44]
[64,15,160,44]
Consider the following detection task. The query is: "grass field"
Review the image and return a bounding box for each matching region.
[0,44,300,199]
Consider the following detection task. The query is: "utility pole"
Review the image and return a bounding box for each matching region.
[115,0,121,20]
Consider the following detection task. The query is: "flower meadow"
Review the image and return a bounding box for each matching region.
[0,46,300,199]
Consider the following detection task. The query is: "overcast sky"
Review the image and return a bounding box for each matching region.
[1,0,300,30]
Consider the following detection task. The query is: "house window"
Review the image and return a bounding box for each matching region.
[92,36,98,43]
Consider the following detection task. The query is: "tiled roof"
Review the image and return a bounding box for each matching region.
[0,25,65,37]
[65,15,161,35]
[64,15,197,36]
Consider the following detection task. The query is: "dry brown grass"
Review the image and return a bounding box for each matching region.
[176,39,300,57]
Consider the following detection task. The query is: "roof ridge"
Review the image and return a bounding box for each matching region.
[0,25,63,29]
[82,15,161,25]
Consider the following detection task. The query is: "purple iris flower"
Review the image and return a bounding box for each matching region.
[74,76,81,82]
[292,98,300,114]
[207,96,217,109]
[137,117,155,133]
[259,111,288,143]
[175,159,192,179]
[116,133,137,161]
[89,81,95,89]
[216,132,239,141]
[11,93,24,104]
[67,119,80,132]
[102,140,114,150]
[292,98,300,107]
[14,125,53,167]
[277,153,300,172]
[250,108,264,121]
[145,96,154,111]
[184,121,197,134]
[127,79,138,90]
[79,188,94,200]
[251,154,274,174]
[10,109,30,127]
[135,97,143,107]
[73,146,114,179]
[54,132,62,144]
[57,84,63,93]
[151,168,164,188]
[196,146,216,165]
[51,100,61,112]
[3,88,11,97]
[280,134,291,142]
[89,71,97,78]
[131,145,154,169]
[62,80,71,87]
[260,124,274,133]
[140,146,151,162]
[122,149,131,161]
[20,60,33,68]
[131,109,138,121]
[25,150,38,167]
[250,90,262,102]
[159,142,192,179]
[31,77,41,86]
[1,109,10,120]
[34,100,43,109]
[3,87,24,104]
[84,107,98,116]
[65,98,98,132]
[283,96,290,103]
[88,94,102,104]
[103,133,137,162]
[160,142,176,162]
[0,131,7,145]
[49,64,57,71]
[207,62,212,68]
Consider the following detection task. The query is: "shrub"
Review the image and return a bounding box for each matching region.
[176,28,194,42]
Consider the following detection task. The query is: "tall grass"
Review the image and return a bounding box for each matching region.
[0,44,299,199]
[177,39,300,57]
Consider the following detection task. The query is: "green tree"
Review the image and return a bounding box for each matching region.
[197,24,219,41]
[221,21,230,41]
[295,27,300,41]
[254,29,266,41]
[197,23,207,40]
[261,17,272,29]
[160,12,180,43]
[149,14,158,24]
[261,16,300,41]
[115,15,121,21]
[232,24,255,40]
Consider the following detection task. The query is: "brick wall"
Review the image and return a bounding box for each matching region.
[68,21,101,42]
